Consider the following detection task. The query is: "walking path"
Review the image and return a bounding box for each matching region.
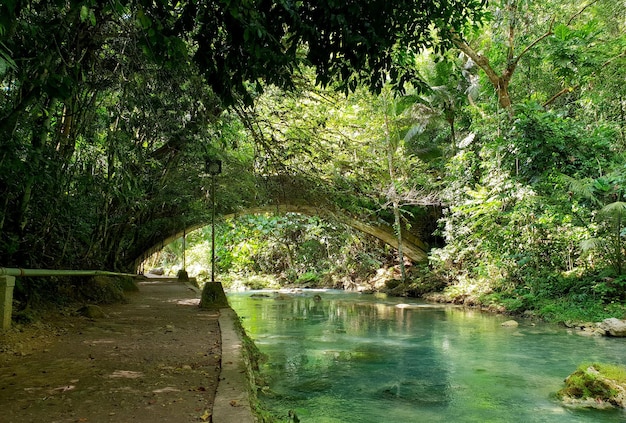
[0,279,254,423]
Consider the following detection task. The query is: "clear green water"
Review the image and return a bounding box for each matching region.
[227,290,626,422]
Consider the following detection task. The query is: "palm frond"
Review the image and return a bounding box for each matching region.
[559,174,598,204]
[581,237,604,252]
[599,201,626,224]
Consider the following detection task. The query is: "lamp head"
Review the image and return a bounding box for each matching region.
[205,159,222,175]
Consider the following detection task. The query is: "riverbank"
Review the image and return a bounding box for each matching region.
[222,269,615,326]
[0,279,252,423]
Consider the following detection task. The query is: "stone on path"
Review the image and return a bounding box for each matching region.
[76,304,106,319]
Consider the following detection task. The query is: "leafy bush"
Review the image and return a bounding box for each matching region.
[75,276,128,304]
[508,104,612,182]
[295,271,320,286]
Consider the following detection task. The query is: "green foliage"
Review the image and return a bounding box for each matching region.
[296,271,320,285]
[223,275,281,291]
[536,296,626,323]
[582,202,626,276]
[474,267,626,323]
[589,363,626,385]
[507,103,612,182]
[128,0,486,104]
[590,275,626,303]
[151,213,391,289]
[0,0,625,326]
[0,0,484,277]
[431,96,626,319]
[401,267,448,297]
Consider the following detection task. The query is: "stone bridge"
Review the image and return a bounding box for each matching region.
[126,174,440,271]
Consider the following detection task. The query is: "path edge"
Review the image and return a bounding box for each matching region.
[213,307,257,423]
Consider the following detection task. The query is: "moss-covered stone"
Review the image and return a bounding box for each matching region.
[77,276,127,304]
[77,304,107,319]
[558,363,626,409]
[115,276,139,292]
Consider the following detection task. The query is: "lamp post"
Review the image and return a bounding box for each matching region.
[182,227,186,270]
[198,157,228,309]
[205,159,222,283]
[178,220,189,281]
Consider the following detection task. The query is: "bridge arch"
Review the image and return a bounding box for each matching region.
[133,203,430,271]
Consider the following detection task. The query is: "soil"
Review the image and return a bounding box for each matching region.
[0,278,222,423]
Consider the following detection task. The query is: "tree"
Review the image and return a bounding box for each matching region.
[583,202,626,276]
[0,0,486,270]
[452,0,624,114]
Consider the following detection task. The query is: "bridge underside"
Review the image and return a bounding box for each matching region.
[133,203,433,271]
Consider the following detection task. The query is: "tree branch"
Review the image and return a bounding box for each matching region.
[543,85,579,108]
[543,49,626,108]
[511,16,556,70]
[452,36,500,88]
[568,0,601,25]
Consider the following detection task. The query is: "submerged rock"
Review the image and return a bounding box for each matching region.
[501,320,519,328]
[274,294,292,300]
[558,363,626,409]
[250,293,271,298]
[564,321,610,336]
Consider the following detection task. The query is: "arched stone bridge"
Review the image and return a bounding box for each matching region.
[126,174,441,271]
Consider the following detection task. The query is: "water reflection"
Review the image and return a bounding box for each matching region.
[229,290,626,423]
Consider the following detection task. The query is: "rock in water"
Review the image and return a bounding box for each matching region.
[598,318,626,337]
[501,320,519,328]
[558,363,626,409]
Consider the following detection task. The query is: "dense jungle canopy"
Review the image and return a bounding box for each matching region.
[2,0,626,321]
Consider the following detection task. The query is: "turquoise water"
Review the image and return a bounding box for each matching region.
[227,290,626,422]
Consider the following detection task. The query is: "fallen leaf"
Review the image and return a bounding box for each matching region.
[200,410,211,421]
[108,370,143,379]
[48,385,75,394]
[152,387,180,393]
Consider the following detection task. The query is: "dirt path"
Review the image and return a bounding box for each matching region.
[0,279,222,423]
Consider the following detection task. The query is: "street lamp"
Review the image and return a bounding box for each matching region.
[205,159,222,176]
[205,158,222,283]
[178,216,189,282]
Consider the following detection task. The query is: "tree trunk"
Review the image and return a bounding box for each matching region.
[453,37,514,114]
[18,98,55,231]
[383,102,407,281]
[391,197,406,281]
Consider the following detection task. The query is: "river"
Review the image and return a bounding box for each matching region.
[227,289,626,422]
